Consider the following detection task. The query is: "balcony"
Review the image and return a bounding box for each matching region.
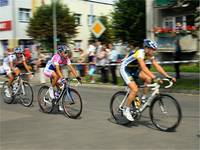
[155,0,176,7]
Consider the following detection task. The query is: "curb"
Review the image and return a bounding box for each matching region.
[0,75,199,95]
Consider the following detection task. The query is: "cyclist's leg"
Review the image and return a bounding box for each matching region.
[44,69,58,99]
[120,67,138,121]
[127,81,138,107]
[139,70,152,100]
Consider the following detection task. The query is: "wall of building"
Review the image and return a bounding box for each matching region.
[0,0,114,58]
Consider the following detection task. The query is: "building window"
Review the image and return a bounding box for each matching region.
[186,15,195,26]
[163,15,195,30]
[163,17,174,29]
[19,8,31,22]
[0,0,8,7]
[88,15,96,26]
[74,14,82,25]
[74,40,82,50]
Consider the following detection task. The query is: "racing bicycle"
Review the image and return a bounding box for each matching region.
[37,78,82,119]
[1,72,34,107]
[110,78,182,132]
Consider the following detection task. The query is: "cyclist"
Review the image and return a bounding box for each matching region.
[120,39,176,121]
[3,47,32,97]
[44,45,81,101]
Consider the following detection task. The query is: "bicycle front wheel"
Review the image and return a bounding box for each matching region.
[20,82,34,107]
[110,91,131,125]
[1,81,14,104]
[37,86,53,113]
[150,94,182,132]
[62,88,82,119]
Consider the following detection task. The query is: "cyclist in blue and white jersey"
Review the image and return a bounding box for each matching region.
[120,39,176,121]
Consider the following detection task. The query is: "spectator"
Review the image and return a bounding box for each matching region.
[174,38,182,79]
[31,46,46,71]
[77,48,86,81]
[107,43,118,85]
[96,44,109,83]
[87,42,96,83]
[24,47,32,63]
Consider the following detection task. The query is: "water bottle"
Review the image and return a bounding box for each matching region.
[135,96,142,109]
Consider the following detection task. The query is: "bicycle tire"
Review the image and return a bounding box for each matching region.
[110,91,131,125]
[20,82,34,107]
[37,86,53,113]
[62,88,82,119]
[1,81,14,104]
[150,94,182,132]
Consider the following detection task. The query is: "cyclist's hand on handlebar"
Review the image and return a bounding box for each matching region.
[61,78,66,84]
[28,73,33,79]
[76,76,82,83]
[153,77,163,84]
[167,76,176,83]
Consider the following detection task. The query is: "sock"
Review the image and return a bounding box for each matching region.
[126,107,130,112]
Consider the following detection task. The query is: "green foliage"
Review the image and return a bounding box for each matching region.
[112,0,146,43]
[27,1,77,50]
[90,16,114,43]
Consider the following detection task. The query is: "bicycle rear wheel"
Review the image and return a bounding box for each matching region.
[1,81,14,104]
[62,88,82,119]
[19,82,34,107]
[150,94,182,132]
[110,91,131,125]
[37,86,53,113]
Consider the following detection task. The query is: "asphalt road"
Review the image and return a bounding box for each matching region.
[0,85,199,150]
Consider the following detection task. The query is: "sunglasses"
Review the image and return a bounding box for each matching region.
[64,51,69,54]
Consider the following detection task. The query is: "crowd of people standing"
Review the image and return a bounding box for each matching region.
[75,40,139,85]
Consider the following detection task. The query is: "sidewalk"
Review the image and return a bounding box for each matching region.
[0,72,199,95]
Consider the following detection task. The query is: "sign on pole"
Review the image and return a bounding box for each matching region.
[91,19,106,38]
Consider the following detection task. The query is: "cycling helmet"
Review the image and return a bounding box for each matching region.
[14,47,24,54]
[143,39,158,50]
[57,45,70,53]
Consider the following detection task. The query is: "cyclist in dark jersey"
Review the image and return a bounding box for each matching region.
[120,39,176,121]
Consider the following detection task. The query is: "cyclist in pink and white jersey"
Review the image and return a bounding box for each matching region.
[44,45,81,100]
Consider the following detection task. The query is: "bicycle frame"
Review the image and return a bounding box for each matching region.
[13,74,28,95]
[44,78,80,105]
[119,78,173,113]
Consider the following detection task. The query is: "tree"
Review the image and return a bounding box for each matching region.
[27,1,77,50]
[90,16,114,44]
[112,0,146,43]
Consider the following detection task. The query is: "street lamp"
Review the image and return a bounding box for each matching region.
[52,0,57,53]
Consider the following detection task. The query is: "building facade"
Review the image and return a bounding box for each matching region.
[146,0,199,60]
[0,0,114,58]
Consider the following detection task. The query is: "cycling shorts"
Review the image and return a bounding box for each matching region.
[120,67,140,85]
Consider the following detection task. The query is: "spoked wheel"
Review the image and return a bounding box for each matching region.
[19,82,34,107]
[110,91,131,125]
[1,81,14,104]
[150,94,182,132]
[62,88,82,119]
[37,86,53,113]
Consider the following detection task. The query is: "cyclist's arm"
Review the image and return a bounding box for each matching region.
[151,58,171,78]
[67,64,79,77]
[22,60,31,73]
[9,61,15,72]
[137,58,156,79]
[55,64,64,79]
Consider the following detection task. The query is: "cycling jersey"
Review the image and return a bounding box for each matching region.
[3,54,26,74]
[44,53,71,77]
[120,49,149,84]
